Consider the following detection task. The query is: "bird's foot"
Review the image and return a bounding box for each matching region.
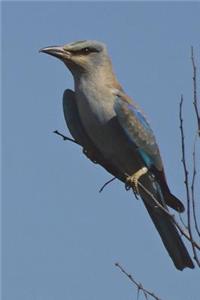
[125,167,148,196]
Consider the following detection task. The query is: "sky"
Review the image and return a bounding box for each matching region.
[2,1,200,300]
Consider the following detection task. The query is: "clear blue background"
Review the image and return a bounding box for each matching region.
[2,2,200,300]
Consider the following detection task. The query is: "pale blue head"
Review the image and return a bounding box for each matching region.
[40,40,110,76]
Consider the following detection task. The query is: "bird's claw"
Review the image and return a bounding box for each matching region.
[125,167,148,197]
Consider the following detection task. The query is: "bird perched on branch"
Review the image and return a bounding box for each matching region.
[40,40,194,270]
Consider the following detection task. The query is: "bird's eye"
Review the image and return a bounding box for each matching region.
[78,47,100,55]
[82,47,90,54]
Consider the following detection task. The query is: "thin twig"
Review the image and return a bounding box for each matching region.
[137,180,200,251]
[54,129,200,251]
[190,47,200,238]
[99,177,116,193]
[54,130,117,192]
[53,130,80,145]
[115,263,162,300]
[191,125,200,238]
[179,96,200,266]
[179,96,191,227]
[178,212,187,229]
[191,47,200,136]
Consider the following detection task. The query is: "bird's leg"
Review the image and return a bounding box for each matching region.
[125,167,148,196]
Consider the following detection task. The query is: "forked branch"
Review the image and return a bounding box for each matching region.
[115,263,162,300]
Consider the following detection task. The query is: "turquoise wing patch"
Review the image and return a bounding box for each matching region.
[114,96,162,169]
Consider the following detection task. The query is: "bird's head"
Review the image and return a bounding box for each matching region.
[39,40,110,76]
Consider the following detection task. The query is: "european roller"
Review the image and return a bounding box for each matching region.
[40,40,194,270]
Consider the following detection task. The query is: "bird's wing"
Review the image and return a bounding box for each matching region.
[63,89,92,147]
[63,89,125,181]
[113,89,163,171]
[113,89,185,213]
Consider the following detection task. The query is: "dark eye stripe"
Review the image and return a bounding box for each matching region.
[82,47,100,53]
[70,47,100,55]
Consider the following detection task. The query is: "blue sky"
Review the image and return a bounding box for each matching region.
[2,1,200,300]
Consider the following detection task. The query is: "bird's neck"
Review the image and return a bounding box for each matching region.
[73,59,122,92]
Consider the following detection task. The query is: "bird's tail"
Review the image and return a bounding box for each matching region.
[139,176,194,270]
[143,201,194,270]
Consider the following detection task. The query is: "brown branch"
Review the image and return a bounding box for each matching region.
[115,263,162,300]
[191,47,200,136]
[179,96,200,266]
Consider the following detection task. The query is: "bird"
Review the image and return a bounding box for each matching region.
[40,40,194,270]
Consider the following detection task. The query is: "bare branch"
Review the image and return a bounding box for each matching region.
[191,47,200,136]
[179,96,200,266]
[179,96,191,226]
[137,180,200,251]
[178,212,187,229]
[53,130,80,145]
[54,130,117,192]
[99,177,116,193]
[191,133,200,238]
[54,129,200,252]
[190,47,200,238]
[115,263,162,300]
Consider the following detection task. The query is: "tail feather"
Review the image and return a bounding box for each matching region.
[164,192,185,213]
[143,201,194,270]
[153,167,185,213]
[139,175,194,270]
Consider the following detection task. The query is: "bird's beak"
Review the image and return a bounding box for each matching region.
[39,45,71,60]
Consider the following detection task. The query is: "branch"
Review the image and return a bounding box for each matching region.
[115,263,162,300]
[54,129,200,252]
[179,96,200,266]
[99,177,116,193]
[178,211,187,229]
[190,47,200,238]
[191,133,200,238]
[53,130,80,145]
[54,130,117,192]
[179,96,191,228]
[137,180,200,251]
[191,47,200,136]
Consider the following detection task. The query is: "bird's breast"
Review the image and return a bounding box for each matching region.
[75,82,120,155]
